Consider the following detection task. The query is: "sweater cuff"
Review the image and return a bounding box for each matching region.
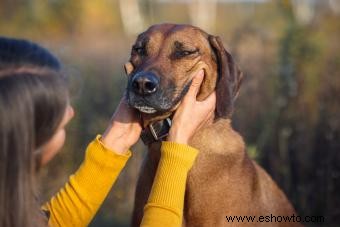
[72,135,132,192]
[85,135,132,170]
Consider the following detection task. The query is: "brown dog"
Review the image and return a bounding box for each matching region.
[125,24,300,227]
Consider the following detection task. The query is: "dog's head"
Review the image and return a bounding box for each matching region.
[125,24,243,126]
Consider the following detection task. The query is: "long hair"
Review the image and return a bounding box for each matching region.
[0,37,68,227]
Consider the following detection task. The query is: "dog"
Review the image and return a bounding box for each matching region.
[124,24,300,227]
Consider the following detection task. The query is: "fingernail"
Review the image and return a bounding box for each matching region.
[197,70,204,77]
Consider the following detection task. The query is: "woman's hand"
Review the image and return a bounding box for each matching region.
[101,96,142,154]
[167,70,216,144]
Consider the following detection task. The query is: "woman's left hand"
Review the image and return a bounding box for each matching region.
[167,70,216,144]
[101,96,142,154]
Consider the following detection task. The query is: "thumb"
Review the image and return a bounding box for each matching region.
[187,70,204,98]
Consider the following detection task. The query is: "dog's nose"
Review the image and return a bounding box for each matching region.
[131,72,159,95]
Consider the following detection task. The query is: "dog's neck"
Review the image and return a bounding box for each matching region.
[140,110,217,145]
[141,108,215,127]
[193,117,245,155]
[144,115,245,159]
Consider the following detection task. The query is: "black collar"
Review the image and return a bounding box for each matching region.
[141,118,172,145]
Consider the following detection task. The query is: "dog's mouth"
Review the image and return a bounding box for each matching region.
[134,105,157,114]
[127,80,191,115]
[127,93,168,114]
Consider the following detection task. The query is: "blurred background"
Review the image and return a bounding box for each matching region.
[1,0,339,226]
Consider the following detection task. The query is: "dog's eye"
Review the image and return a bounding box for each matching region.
[133,46,146,56]
[175,49,199,58]
[181,51,192,56]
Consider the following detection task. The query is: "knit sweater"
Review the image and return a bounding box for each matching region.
[42,135,198,227]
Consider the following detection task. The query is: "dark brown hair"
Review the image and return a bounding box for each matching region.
[0,37,68,227]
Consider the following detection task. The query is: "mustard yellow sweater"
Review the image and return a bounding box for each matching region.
[42,136,198,227]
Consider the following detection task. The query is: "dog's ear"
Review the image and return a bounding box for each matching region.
[124,62,134,75]
[208,35,243,118]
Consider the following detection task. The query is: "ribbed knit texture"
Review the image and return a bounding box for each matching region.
[141,141,198,227]
[42,138,198,227]
[42,135,131,227]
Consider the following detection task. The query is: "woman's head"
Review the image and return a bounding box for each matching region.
[0,36,61,70]
[0,37,72,227]
[0,67,72,161]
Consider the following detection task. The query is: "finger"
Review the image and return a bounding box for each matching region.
[187,70,204,98]
[131,108,142,123]
[121,92,129,105]
[113,96,133,119]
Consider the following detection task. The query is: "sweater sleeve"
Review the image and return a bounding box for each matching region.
[41,135,131,227]
[141,141,198,227]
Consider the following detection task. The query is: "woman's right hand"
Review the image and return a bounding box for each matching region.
[101,96,142,154]
[167,70,216,144]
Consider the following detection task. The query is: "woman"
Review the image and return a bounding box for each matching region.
[0,37,216,227]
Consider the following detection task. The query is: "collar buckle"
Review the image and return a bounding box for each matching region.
[141,118,172,145]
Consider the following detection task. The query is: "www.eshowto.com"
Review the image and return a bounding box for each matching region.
[225,214,325,224]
